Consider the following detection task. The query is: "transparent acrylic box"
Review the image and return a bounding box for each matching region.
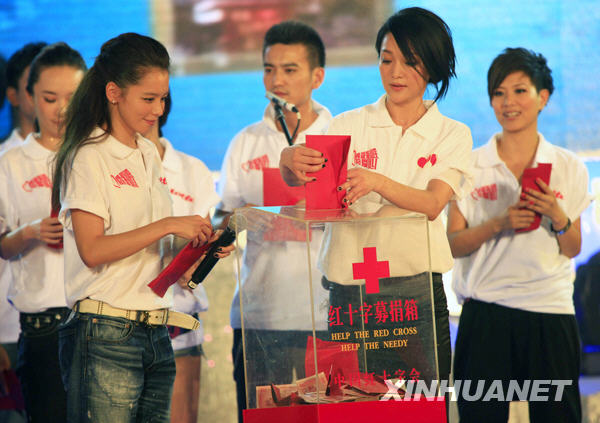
[233,204,445,422]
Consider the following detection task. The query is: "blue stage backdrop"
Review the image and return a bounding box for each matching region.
[1,0,599,263]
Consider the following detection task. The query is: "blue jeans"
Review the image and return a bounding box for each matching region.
[59,312,176,423]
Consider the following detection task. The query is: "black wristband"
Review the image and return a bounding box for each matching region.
[551,217,571,235]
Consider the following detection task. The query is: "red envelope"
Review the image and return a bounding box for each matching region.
[516,163,552,233]
[48,206,64,250]
[305,135,350,210]
[262,168,305,206]
[305,336,359,383]
[148,239,214,297]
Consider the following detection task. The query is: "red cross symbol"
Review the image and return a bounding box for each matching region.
[352,247,390,294]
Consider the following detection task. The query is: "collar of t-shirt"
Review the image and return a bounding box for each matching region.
[87,127,157,161]
[261,99,332,141]
[21,133,55,160]
[158,137,182,172]
[476,132,558,169]
[366,95,444,140]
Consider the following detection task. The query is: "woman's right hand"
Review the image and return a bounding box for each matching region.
[25,216,63,245]
[493,200,536,232]
[167,215,213,247]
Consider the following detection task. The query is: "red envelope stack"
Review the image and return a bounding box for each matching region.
[517,163,552,233]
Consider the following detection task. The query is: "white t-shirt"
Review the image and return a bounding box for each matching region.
[60,128,173,310]
[218,101,333,330]
[160,137,220,350]
[452,134,593,314]
[318,95,473,283]
[0,129,25,342]
[1,128,26,152]
[0,133,67,313]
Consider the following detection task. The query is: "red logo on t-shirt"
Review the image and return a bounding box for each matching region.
[111,169,139,188]
[470,183,498,201]
[352,148,379,170]
[22,174,52,192]
[170,188,194,203]
[417,154,437,168]
[159,177,168,185]
[553,190,564,200]
[241,154,269,172]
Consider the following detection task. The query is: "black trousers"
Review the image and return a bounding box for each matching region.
[454,299,582,423]
[17,307,70,423]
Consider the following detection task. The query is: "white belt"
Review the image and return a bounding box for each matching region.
[75,299,200,330]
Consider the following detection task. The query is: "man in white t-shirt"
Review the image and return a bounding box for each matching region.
[214,21,332,423]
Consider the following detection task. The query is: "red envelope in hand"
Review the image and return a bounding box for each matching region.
[48,206,64,250]
[262,168,305,206]
[305,135,350,210]
[148,240,213,297]
[517,163,552,233]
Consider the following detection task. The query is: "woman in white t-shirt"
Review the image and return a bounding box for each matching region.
[51,33,230,422]
[0,42,86,423]
[280,8,473,399]
[448,48,591,423]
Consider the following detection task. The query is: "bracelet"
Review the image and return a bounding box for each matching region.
[551,217,571,235]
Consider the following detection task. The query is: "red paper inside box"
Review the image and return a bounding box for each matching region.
[244,398,446,423]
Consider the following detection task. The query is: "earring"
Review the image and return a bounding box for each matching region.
[111,100,117,105]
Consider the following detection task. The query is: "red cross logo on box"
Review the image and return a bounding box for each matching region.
[352,247,390,294]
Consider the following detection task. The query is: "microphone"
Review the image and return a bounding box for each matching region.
[266,91,299,113]
[187,214,245,289]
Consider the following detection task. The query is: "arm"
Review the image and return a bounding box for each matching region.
[339,168,455,220]
[71,209,213,268]
[279,144,326,186]
[0,216,63,260]
[447,198,539,258]
[522,178,582,258]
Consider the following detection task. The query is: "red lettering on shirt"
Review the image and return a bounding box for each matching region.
[111,169,139,188]
[22,174,52,192]
[553,190,564,199]
[159,177,167,185]
[470,183,498,201]
[417,154,437,168]
[351,148,379,170]
[241,154,270,172]
[170,188,194,203]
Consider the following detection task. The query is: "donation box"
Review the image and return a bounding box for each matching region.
[233,204,446,423]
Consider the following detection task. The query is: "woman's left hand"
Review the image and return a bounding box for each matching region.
[338,168,384,206]
[208,230,235,259]
[522,178,569,228]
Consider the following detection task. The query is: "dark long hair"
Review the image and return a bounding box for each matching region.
[26,42,87,95]
[375,7,456,102]
[52,33,170,211]
[26,42,87,133]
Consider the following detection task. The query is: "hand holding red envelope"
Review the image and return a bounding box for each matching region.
[305,135,350,210]
[517,163,552,233]
[262,167,305,206]
[47,207,64,250]
[148,239,214,297]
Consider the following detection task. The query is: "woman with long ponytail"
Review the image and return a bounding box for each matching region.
[53,33,231,422]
